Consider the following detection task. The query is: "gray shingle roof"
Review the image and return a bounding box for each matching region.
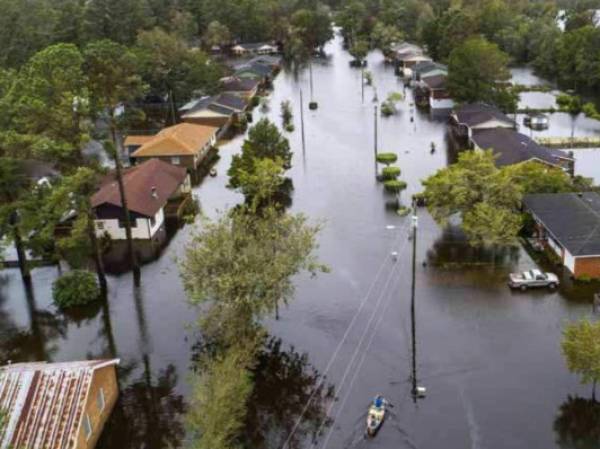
[523,192,600,256]
[472,128,570,168]
[455,103,515,128]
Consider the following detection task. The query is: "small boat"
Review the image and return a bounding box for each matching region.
[366,401,386,437]
[209,168,217,177]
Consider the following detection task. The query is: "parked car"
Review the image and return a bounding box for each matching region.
[508,269,559,291]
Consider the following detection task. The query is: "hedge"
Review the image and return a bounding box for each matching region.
[376,153,398,165]
[384,179,407,194]
[381,166,401,179]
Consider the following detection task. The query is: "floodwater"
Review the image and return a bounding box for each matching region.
[2,32,600,449]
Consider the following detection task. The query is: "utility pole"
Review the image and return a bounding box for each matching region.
[374,104,378,175]
[361,67,365,104]
[410,204,418,403]
[300,89,306,155]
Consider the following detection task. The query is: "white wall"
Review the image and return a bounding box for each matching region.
[564,249,576,273]
[95,208,165,240]
[430,97,454,110]
[547,236,563,261]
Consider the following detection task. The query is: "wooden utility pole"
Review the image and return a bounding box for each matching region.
[374,104,378,175]
[300,89,306,155]
[410,205,418,403]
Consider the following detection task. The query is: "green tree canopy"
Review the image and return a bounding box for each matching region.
[228,119,292,190]
[562,319,600,398]
[447,36,518,112]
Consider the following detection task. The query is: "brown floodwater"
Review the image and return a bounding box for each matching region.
[1,31,600,449]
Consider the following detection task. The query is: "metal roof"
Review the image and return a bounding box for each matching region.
[523,192,600,256]
[0,360,119,449]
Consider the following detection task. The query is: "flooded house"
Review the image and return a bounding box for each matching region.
[0,359,120,449]
[233,62,273,84]
[414,73,454,111]
[450,102,516,143]
[180,93,248,135]
[231,42,278,56]
[524,192,600,278]
[129,122,218,172]
[92,159,191,243]
[220,76,260,98]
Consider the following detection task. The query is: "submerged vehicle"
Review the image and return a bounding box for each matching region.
[366,396,387,437]
[508,269,559,290]
[209,168,217,177]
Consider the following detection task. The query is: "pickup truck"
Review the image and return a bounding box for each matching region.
[508,269,559,291]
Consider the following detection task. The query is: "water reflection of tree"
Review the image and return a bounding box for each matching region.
[244,337,334,449]
[0,276,67,363]
[554,396,600,449]
[97,363,186,449]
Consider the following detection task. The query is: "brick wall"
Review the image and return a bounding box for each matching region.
[75,365,119,449]
[574,257,600,279]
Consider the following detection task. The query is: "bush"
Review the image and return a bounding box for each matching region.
[575,274,594,283]
[376,153,398,165]
[384,179,407,194]
[52,270,100,308]
[380,101,395,116]
[381,166,401,179]
[250,96,260,108]
[284,123,295,132]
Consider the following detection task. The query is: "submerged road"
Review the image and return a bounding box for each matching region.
[1,31,599,449]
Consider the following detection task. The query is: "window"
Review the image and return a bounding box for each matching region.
[171,156,181,165]
[97,388,106,412]
[96,222,104,230]
[118,219,137,229]
[83,414,93,440]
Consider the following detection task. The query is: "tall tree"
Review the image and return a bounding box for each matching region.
[84,39,147,285]
[562,319,600,400]
[447,36,518,112]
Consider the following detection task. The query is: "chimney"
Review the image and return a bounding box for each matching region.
[151,186,158,199]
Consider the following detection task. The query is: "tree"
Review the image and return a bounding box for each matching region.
[228,119,292,190]
[423,150,522,246]
[202,21,232,50]
[290,7,334,52]
[235,158,287,211]
[371,22,403,56]
[349,39,369,63]
[0,157,33,280]
[502,161,574,194]
[40,167,108,294]
[135,28,222,123]
[447,36,518,112]
[562,319,600,400]
[82,0,152,45]
[8,43,90,166]
[84,39,147,285]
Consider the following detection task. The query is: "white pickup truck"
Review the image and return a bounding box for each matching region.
[508,269,559,291]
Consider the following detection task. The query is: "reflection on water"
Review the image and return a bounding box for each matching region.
[245,338,334,449]
[97,363,186,449]
[554,396,600,449]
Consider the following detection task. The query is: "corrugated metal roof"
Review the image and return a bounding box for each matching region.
[0,359,119,449]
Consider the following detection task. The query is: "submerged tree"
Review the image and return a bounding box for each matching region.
[562,319,600,400]
[554,395,600,449]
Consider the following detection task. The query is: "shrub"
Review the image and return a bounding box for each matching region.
[376,153,398,165]
[250,96,260,107]
[284,123,295,132]
[384,179,407,194]
[397,206,410,216]
[52,270,100,308]
[381,166,401,179]
[576,274,594,283]
[380,101,395,116]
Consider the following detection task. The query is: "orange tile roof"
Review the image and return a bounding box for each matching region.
[131,123,218,157]
[124,135,154,146]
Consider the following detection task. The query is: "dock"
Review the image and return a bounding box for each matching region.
[534,136,600,149]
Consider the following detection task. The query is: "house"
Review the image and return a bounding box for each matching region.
[180,93,248,131]
[91,159,190,241]
[0,359,120,449]
[415,74,454,110]
[247,55,282,71]
[523,192,600,278]
[231,42,278,56]
[220,76,260,98]
[233,62,273,83]
[412,61,447,81]
[123,135,155,159]
[471,128,574,170]
[450,103,516,141]
[130,122,218,171]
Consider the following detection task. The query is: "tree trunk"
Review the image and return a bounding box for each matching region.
[86,206,108,296]
[109,114,141,286]
[13,224,30,281]
[593,380,597,402]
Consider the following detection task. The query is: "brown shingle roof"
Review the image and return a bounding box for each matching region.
[92,159,188,217]
[131,123,218,157]
[0,359,119,449]
[124,135,154,147]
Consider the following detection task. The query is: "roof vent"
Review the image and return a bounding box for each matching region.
[151,186,158,199]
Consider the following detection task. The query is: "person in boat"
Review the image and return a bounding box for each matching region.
[373,395,386,409]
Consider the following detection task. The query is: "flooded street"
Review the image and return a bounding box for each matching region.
[2,33,600,449]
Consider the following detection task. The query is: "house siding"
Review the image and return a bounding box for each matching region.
[95,208,164,240]
[574,256,600,278]
[75,365,119,449]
